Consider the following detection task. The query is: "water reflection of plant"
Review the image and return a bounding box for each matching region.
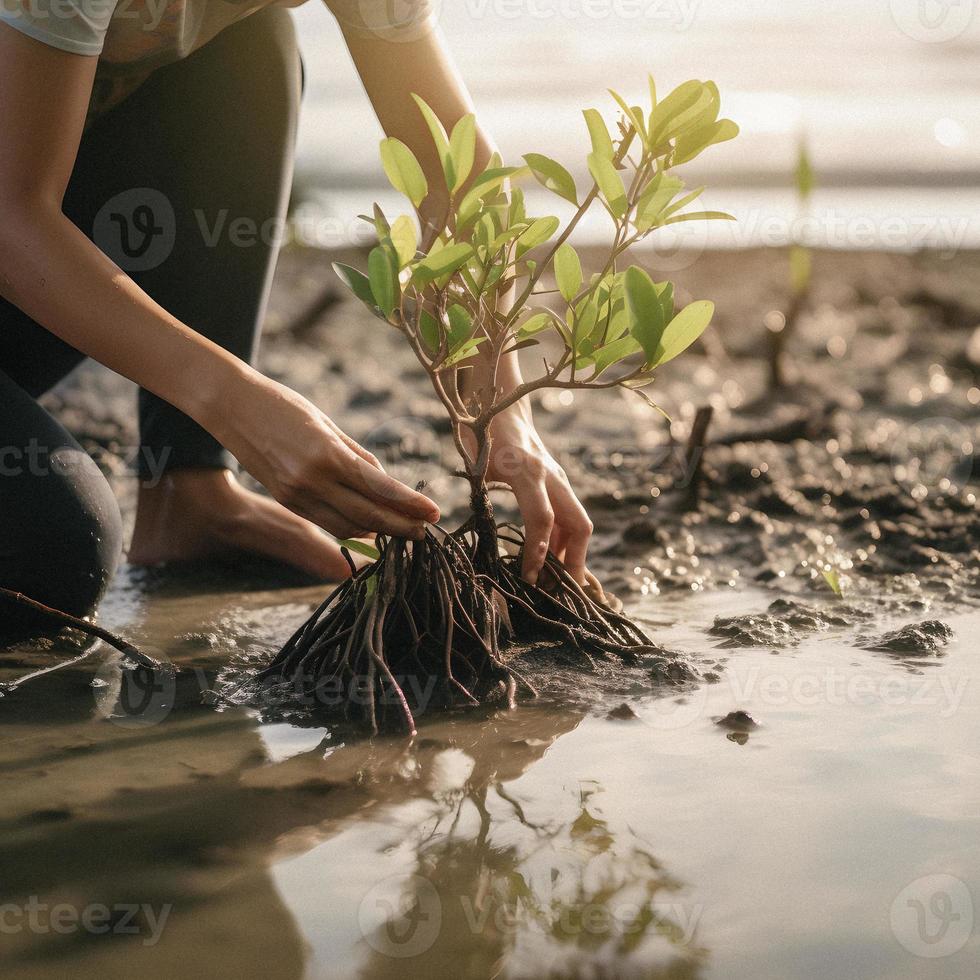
[359,774,706,979]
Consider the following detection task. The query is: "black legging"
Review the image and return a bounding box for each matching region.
[0,7,302,634]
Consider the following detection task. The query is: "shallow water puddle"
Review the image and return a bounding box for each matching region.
[1,577,978,979]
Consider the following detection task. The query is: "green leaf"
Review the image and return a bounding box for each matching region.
[449,113,477,193]
[583,108,614,160]
[411,242,473,285]
[446,303,473,349]
[624,266,665,366]
[661,186,705,220]
[651,300,715,366]
[796,140,814,201]
[332,262,375,307]
[411,94,454,190]
[589,334,641,376]
[337,538,380,560]
[608,89,647,143]
[635,173,684,230]
[516,215,560,255]
[587,152,627,217]
[554,242,582,303]
[650,79,709,142]
[821,567,843,597]
[663,210,736,226]
[673,117,739,165]
[656,280,674,323]
[458,166,526,224]
[368,245,399,317]
[380,137,428,208]
[517,311,554,337]
[523,153,578,205]
[389,214,418,268]
[442,336,487,367]
[418,309,440,354]
[647,73,657,112]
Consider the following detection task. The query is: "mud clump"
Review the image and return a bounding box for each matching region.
[860,620,955,657]
[607,703,640,721]
[709,599,861,648]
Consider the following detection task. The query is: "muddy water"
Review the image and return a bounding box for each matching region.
[2,568,978,980]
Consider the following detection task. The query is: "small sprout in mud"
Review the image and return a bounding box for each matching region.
[769,136,815,391]
[821,566,843,597]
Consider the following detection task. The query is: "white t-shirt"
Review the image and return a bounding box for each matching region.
[0,0,434,119]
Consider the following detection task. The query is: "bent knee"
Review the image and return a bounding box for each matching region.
[0,445,122,633]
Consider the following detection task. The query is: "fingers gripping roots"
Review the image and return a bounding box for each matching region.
[256,523,653,733]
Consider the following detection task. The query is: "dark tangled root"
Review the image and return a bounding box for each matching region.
[254,524,654,734]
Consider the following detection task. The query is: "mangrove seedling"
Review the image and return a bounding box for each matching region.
[768,136,814,390]
[258,76,739,732]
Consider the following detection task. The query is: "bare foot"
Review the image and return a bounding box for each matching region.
[129,468,358,580]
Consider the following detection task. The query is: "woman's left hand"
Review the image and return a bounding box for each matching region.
[478,405,593,586]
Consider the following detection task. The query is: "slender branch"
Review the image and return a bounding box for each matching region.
[0,587,159,670]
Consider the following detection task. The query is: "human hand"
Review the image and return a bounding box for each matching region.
[213,367,440,540]
[476,405,593,586]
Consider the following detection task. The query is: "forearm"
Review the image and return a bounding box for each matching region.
[0,204,245,429]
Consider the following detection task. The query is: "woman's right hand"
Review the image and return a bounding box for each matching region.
[208,366,440,540]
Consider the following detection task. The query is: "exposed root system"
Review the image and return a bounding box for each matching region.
[257,523,654,734]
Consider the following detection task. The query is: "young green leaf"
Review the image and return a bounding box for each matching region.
[650,79,707,142]
[446,303,474,349]
[457,166,526,224]
[411,242,473,285]
[411,94,454,190]
[672,117,739,165]
[624,266,665,366]
[651,300,714,366]
[583,108,614,160]
[418,309,441,354]
[441,336,487,367]
[449,113,477,193]
[389,214,418,268]
[589,334,641,376]
[380,138,428,208]
[554,242,582,303]
[795,140,814,201]
[608,89,647,143]
[517,310,555,337]
[587,152,627,217]
[515,215,560,254]
[368,246,399,317]
[337,538,381,560]
[821,567,843,597]
[634,173,684,230]
[523,153,578,205]
[663,210,736,225]
[332,262,376,308]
